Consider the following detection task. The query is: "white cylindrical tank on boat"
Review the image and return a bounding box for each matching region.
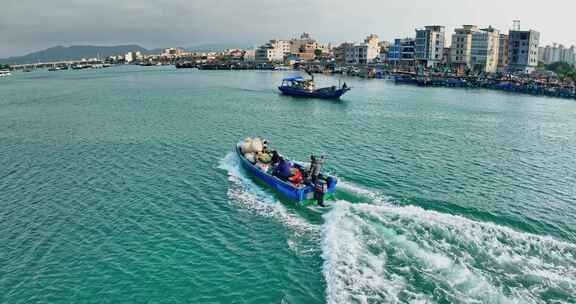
[245,152,256,163]
[241,137,253,153]
[250,138,263,153]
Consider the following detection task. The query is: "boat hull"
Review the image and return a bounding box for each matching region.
[278,86,350,99]
[235,145,336,206]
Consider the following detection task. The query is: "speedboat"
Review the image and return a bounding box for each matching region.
[236,138,337,206]
[278,70,350,99]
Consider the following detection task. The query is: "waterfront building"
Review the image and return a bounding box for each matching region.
[566,46,575,65]
[358,34,380,64]
[334,43,354,64]
[354,43,379,64]
[255,39,290,62]
[124,52,133,63]
[415,26,446,67]
[399,38,416,66]
[388,38,415,68]
[540,43,576,65]
[377,41,391,63]
[414,25,446,67]
[162,48,184,57]
[288,33,328,61]
[335,34,380,64]
[498,34,509,72]
[470,26,500,73]
[450,25,479,71]
[255,45,283,62]
[124,52,136,63]
[243,49,256,62]
[507,29,540,73]
[160,48,188,61]
[442,47,451,65]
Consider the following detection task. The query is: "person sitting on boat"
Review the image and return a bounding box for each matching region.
[274,156,292,180]
[288,167,304,186]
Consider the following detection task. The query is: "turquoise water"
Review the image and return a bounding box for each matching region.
[1,66,575,303]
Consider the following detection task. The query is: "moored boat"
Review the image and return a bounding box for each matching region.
[278,70,350,99]
[236,138,337,206]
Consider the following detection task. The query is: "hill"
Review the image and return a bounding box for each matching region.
[0,45,148,64]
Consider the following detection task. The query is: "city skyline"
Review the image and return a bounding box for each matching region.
[2,0,575,58]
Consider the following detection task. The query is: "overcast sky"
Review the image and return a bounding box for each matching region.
[1,0,574,58]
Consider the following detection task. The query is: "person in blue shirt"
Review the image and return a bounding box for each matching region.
[274,157,292,180]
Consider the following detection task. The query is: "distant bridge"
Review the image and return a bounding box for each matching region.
[10,59,105,70]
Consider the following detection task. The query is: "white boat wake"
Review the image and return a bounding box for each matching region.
[218,153,320,253]
[321,189,576,304]
[219,154,576,303]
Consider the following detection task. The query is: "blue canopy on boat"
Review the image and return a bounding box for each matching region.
[283,76,305,81]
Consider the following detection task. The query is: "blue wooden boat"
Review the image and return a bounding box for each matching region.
[392,75,418,85]
[236,140,337,206]
[278,76,350,99]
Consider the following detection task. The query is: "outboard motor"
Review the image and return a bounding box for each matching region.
[314,179,327,207]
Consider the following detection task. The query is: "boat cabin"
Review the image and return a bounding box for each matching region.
[281,76,315,92]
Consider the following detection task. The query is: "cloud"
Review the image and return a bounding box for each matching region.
[1,0,574,57]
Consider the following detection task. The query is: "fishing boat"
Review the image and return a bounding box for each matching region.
[278,70,350,99]
[236,138,337,206]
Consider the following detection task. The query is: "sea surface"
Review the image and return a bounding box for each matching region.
[1,66,575,304]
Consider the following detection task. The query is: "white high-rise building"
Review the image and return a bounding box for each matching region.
[255,39,290,62]
[415,26,445,67]
[470,26,500,73]
[540,43,576,65]
[451,25,479,68]
[508,29,540,73]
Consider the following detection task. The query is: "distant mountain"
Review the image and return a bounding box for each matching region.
[0,45,148,64]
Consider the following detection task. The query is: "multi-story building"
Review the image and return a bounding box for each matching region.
[288,33,328,61]
[498,34,509,72]
[255,39,290,62]
[364,34,379,48]
[272,40,291,55]
[376,41,391,62]
[415,26,445,67]
[354,44,380,64]
[124,51,142,63]
[388,38,415,67]
[540,43,576,65]
[335,34,380,64]
[243,49,256,62]
[563,46,575,65]
[162,48,185,57]
[442,47,451,65]
[124,52,134,63]
[450,25,479,69]
[470,26,500,73]
[508,29,540,73]
[359,34,380,64]
[334,43,353,64]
